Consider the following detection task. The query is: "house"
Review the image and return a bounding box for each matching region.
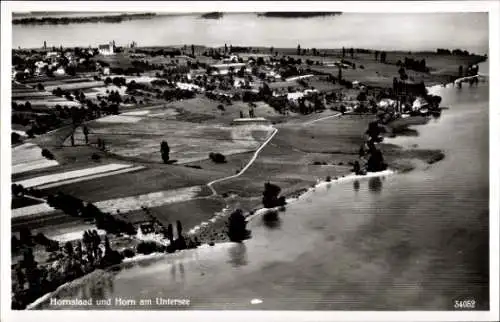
[98,42,115,56]
[54,66,66,76]
[34,61,48,75]
[286,89,318,102]
[222,55,240,63]
[46,51,59,59]
[176,82,201,91]
[238,53,272,63]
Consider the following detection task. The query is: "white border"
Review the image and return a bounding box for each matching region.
[1,1,499,322]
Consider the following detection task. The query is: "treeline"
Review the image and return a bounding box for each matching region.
[396,57,429,73]
[12,183,136,235]
[132,48,181,58]
[436,48,472,56]
[258,12,342,18]
[13,13,156,25]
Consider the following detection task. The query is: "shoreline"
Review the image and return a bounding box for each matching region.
[26,168,396,310]
[21,103,446,310]
[18,56,478,312]
[23,127,443,311]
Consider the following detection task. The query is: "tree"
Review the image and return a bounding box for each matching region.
[350,47,354,58]
[161,141,170,163]
[64,241,74,257]
[366,121,383,142]
[19,227,32,246]
[297,44,301,56]
[366,148,387,172]
[342,47,345,57]
[21,248,36,269]
[262,182,286,208]
[227,209,250,242]
[375,51,379,61]
[380,51,387,63]
[353,160,362,175]
[337,65,342,81]
[458,65,463,78]
[176,220,183,238]
[104,235,111,253]
[82,125,89,144]
[166,223,174,245]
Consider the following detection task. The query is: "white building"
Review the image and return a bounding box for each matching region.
[46,51,59,59]
[286,89,318,102]
[209,63,247,75]
[54,67,66,76]
[98,42,115,56]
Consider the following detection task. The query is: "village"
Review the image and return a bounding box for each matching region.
[10,40,486,309]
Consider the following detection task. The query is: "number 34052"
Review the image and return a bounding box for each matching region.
[454,299,476,309]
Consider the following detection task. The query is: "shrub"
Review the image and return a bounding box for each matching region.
[34,232,50,246]
[326,175,332,182]
[91,153,101,162]
[26,129,35,138]
[12,132,21,144]
[209,152,226,163]
[45,240,60,252]
[137,241,164,255]
[41,148,55,160]
[122,248,135,258]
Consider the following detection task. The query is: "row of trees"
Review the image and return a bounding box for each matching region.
[396,57,428,73]
[436,48,472,56]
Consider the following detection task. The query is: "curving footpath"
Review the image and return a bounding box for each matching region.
[207,128,278,196]
[206,112,344,196]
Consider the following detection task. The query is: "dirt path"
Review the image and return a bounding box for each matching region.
[207,128,278,196]
[206,112,343,196]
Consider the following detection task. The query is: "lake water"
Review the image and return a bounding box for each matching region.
[35,62,489,310]
[13,12,488,54]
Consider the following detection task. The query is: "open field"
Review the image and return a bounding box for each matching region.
[40,166,217,203]
[93,185,203,214]
[303,51,485,88]
[12,143,60,175]
[13,163,135,188]
[10,47,457,251]
[121,198,226,231]
[69,107,274,163]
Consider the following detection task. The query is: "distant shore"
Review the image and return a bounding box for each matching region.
[13,13,156,25]
[257,12,342,18]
